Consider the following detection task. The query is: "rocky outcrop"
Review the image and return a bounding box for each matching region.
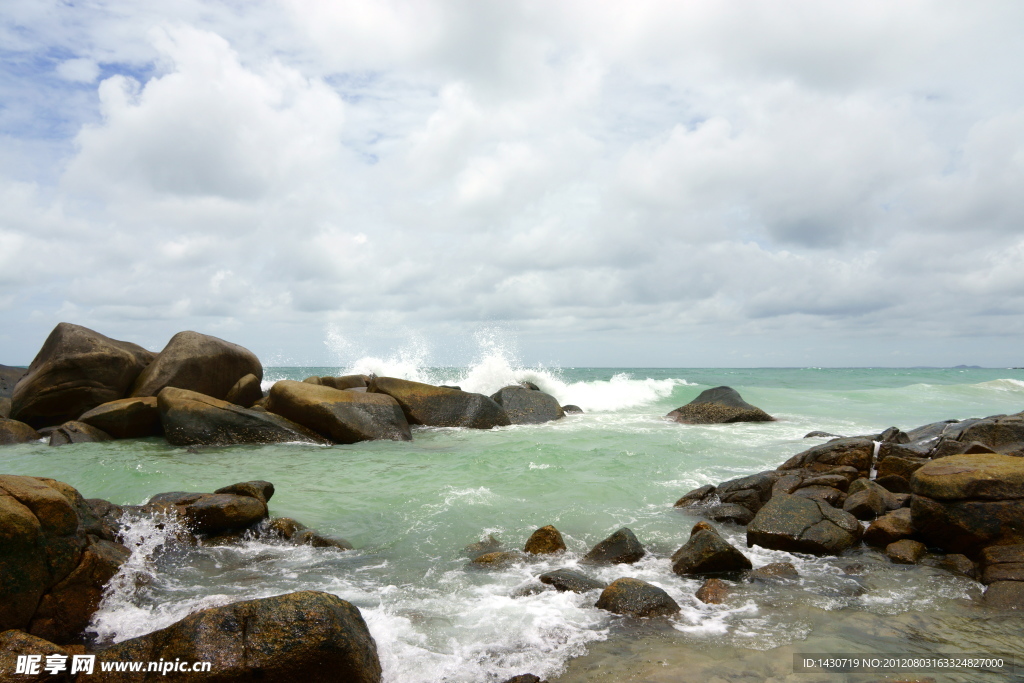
[523,525,566,554]
[11,323,154,429]
[92,591,382,682]
[666,386,774,424]
[144,488,268,535]
[581,528,645,565]
[78,397,162,438]
[224,373,263,408]
[158,387,327,446]
[368,377,510,429]
[490,386,564,424]
[131,331,262,402]
[910,453,1024,555]
[778,438,875,478]
[746,494,862,555]
[671,524,751,576]
[538,569,606,593]
[47,421,113,446]
[266,380,411,443]
[595,578,680,618]
[0,417,41,445]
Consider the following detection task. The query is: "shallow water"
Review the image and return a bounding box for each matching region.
[4,361,1024,682]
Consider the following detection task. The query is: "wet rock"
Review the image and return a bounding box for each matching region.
[0,417,42,445]
[464,535,502,559]
[77,397,161,438]
[877,455,929,481]
[886,539,926,564]
[538,569,606,593]
[92,591,382,682]
[523,525,566,554]
[875,474,911,494]
[12,323,154,429]
[848,478,903,512]
[843,487,886,520]
[793,485,846,508]
[863,508,914,547]
[715,471,779,514]
[266,517,307,540]
[772,474,804,497]
[981,562,1024,584]
[690,521,716,536]
[880,426,911,444]
[293,529,354,551]
[214,480,274,505]
[979,544,1024,584]
[48,421,113,446]
[320,375,370,390]
[801,474,851,491]
[86,499,126,541]
[561,405,583,414]
[747,562,799,581]
[470,551,522,569]
[158,387,328,446]
[982,581,1024,610]
[910,454,1024,554]
[490,385,564,424]
[778,438,875,478]
[954,416,1024,453]
[501,675,547,683]
[224,373,263,408]
[146,491,268,535]
[804,431,842,438]
[581,528,645,565]
[266,380,411,444]
[595,578,680,618]
[303,376,322,384]
[130,331,262,403]
[666,386,774,424]
[671,525,752,576]
[695,577,730,604]
[674,484,716,508]
[509,583,547,598]
[705,503,754,525]
[368,376,510,429]
[0,630,74,682]
[746,494,862,555]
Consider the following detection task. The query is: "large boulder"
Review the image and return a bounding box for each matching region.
[910,453,1024,555]
[778,437,875,478]
[48,421,113,446]
[952,415,1024,453]
[78,397,162,438]
[0,417,41,445]
[594,578,680,618]
[666,386,774,424]
[131,331,262,402]
[92,591,381,683]
[266,380,411,443]
[224,373,263,408]
[157,387,327,447]
[368,377,510,429]
[0,364,27,399]
[11,323,154,429]
[746,494,862,555]
[671,525,752,576]
[489,386,564,424]
[581,528,645,565]
[144,490,268,535]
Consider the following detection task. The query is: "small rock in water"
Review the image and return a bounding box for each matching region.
[671,524,752,576]
[464,534,502,558]
[705,503,754,525]
[887,539,927,564]
[748,562,799,581]
[538,568,606,593]
[595,578,680,618]
[695,578,730,604]
[804,430,842,438]
[561,404,584,414]
[501,675,547,683]
[524,525,567,554]
[928,553,976,579]
[581,528,645,565]
[666,386,774,424]
[470,551,521,569]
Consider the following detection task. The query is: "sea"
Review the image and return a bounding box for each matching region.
[5,348,1024,682]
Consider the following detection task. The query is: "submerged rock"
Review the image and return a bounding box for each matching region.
[145,490,268,535]
[695,577,730,604]
[746,494,862,555]
[11,323,154,429]
[538,569,606,593]
[595,578,680,618]
[490,385,564,424]
[131,330,262,402]
[470,551,522,569]
[561,404,584,414]
[523,525,566,554]
[266,380,411,443]
[581,528,645,565]
[747,562,799,581]
[369,377,510,429]
[92,591,382,682]
[78,397,161,438]
[464,535,502,559]
[666,386,774,424]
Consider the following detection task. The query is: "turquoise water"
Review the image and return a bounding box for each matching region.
[3,364,1024,681]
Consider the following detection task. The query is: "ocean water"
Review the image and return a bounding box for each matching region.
[4,350,1024,682]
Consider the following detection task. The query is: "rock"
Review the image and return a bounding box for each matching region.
[48,421,113,446]
[981,562,1024,584]
[746,494,862,555]
[595,578,680,618]
[801,474,851,491]
[0,363,28,399]
[158,387,328,446]
[224,373,263,408]
[886,539,926,564]
[929,553,976,579]
[848,478,903,512]
[979,544,1024,584]
[954,416,1024,453]
[982,581,1024,610]
[470,551,521,569]
[880,427,911,444]
[320,375,370,390]
[843,487,886,520]
[671,526,752,576]
[265,380,411,443]
[293,529,354,551]
[581,528,645,565]
[523,525,566,554]
[538,569,606,593]
[979,544,1024,565]
[863,508,914,547]
[214,480,275,505]
[877,456,929,481]
[793,485,846,508]
[303,376,322,384]
[0,630,74,682]
[747,562,799,580]
[666,386,774,424]
[674,484,716,508]
[130,331,262,402]
[368,377,510,429]
[464,535,502,559]
[0,417,42,445]
[266,517,307,540]
[490,386,564,424]
[561,405,583,414]
[690,521,716,536]
[145,491,268,535]
[715,472,779,514]
[779,438,875,478]
[11,323,154,429]
[501,676,547,683]
[77,397,162,438]
[910,454,1024,554]
[695,577,730,604]
[804,431,842,438]
[92,591,381,682]
[0,397,10,418]
[29,538,130,643]
[86,499,126,542]
[772,474,803,497]
[875,474,911,494]
[705,503,754,525]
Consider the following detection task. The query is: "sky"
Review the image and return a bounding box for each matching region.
[2,1,1024,368]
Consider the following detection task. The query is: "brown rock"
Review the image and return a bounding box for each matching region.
[911,453,1024,501]
[78,397,161,438]
[0,630,73,682]
[792,485,846,508]
[779,438,875,478]
[0,363,28,399]
[982,581,1024,610]
[666,386,774,424]
[214,480,275,505]
[674,484,716,507]
[863,508,914,547]
[490,386,564,424]
[369,376,510,429]
[843,486,886,520]
[581,528,645,565]
[695,577,730,604]
[537,569,606,593]
[747,562,799,580]
[671,525,752,576]
[266,380,411,443]
[0,417,42,445]
[131,331,262,402]
[979,544,1024,565]
[48,421,112,446]
[886,539,926,564]
[877,455,929,481]
[523,525,566,554]
[463,535,502,558]
[595,578,680,618]
[746,494,862,555]
[981,562,1024,584]
[471,551,521,569]
[875,474,911,494]
[911,494,1024,555]
[931,553,976,579]
[145,491,267,535]
[320,375,369,390]
[224,373,263,408]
